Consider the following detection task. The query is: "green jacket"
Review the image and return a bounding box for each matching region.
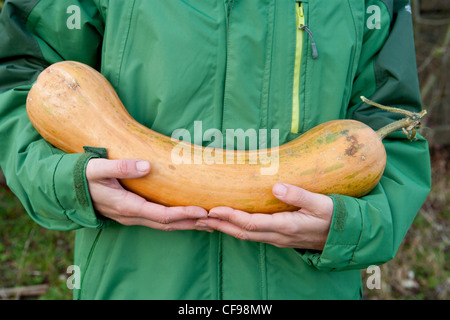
[0,0,431,299]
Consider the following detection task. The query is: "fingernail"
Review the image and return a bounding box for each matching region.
[136,161,150,172]
[195,222,208,228]
[208,210,219,218]
[195,222,214,233]
[273,183,287,197]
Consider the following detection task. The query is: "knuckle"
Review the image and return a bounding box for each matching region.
[156,210,172,225]
[280,223,299,235]
[116,160,130,176]
[291,188,307,204]
[243,221,258,232]
[234,231,250,241]
[161,224,175,232]
[116,198,133,217]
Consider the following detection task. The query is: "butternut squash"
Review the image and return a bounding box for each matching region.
[26,61,426,213]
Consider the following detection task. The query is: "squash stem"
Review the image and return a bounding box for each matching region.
[360,96,427,140]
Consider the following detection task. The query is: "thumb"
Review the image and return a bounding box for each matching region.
[272,183,333,214]
[86,158,151,180]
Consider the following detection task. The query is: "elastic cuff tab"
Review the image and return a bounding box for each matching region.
[328,194,347,232]
[83,146,108,159]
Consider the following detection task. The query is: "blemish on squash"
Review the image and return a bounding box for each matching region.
[345,135,363,157]
[265,199,281,206]
[325,133,338,144]
[324,163,345,173]
[300,168,316,176]
[232,198,253,204]
[345,171,359,180]
[68,81,80,90]
[169,165,176,170]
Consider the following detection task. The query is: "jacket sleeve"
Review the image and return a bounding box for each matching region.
[0,0,107,231]
[298,0,431,270]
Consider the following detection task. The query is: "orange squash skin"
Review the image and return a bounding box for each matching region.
[26,61,387,213]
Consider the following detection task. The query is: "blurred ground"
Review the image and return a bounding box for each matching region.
[0,0,449,300]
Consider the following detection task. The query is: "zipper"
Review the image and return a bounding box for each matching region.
[290,1,305,134]
[221,0,235,136]
[218,0,234,299]
[291,1,318,134]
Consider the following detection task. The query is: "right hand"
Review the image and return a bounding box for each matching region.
[85,158,210,231]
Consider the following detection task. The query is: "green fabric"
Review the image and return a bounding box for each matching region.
[0,0,431,300]
[328,194,347,232]
[82,146,108,159]
[75,147,107,208]
[0,0,45,93]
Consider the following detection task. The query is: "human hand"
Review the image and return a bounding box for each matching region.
[86,158,208,230]
[195,183,334,250]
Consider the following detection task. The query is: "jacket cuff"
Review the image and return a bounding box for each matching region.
[297,194,363,271]
[53,152,109,229]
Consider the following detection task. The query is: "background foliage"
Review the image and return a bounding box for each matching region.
[0,0,448,300]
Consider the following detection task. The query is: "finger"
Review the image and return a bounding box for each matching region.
[86,158,150,180]
[272,183,333,214]
[197,217,282,244]
[207,207,278,232]
[199,210,328,248]
[123,215,209,232]
[153,205,209,223]
[119,195,208,224]
[207,206,304,235]
[98,188,208,228]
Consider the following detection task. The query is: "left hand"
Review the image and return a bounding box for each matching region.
[195,183,334,250]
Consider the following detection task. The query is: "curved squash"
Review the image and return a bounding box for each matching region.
[26,61,388,213]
